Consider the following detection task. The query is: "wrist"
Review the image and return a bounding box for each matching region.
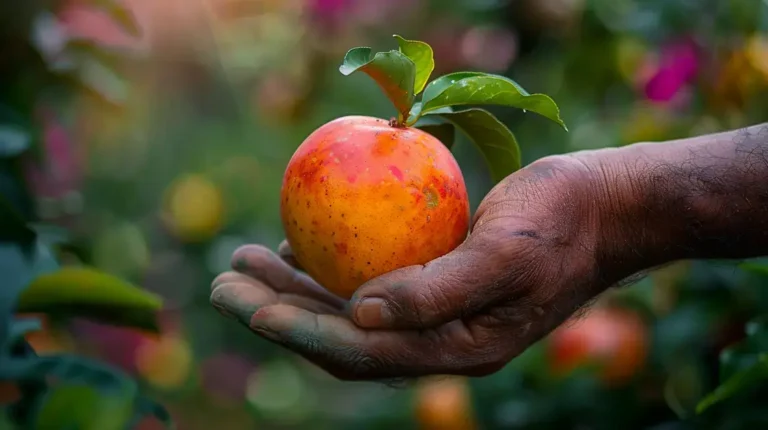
[578,124,768,277]
[570,144,690,282]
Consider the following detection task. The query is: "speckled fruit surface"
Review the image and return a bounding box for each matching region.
[281,116,470,299]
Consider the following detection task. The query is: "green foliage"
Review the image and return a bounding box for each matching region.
[0,0,169,428]
[339,36,568,183]
[427,108,522,182]
[393,35,435,94]
[338,47,416,121]
[697,316,768,413]
[18,267,162,332]
[415,72,568,130]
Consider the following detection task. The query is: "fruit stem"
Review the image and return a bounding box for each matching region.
[390,114,407,128]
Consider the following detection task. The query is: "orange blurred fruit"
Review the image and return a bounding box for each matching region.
[414,376,476,430]
[549,307,648,385]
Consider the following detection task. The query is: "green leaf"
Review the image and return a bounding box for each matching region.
[428,108,522,183]
[420,72,487,106]
[739,261,768,276]
[34,384,134,430]
[339,47,416,119]
[696,354,768,414]
[0,241,58,345]
[719,315,768,381]
[419,72,568,130]
[393,35,434,94]
[16,266,163,332]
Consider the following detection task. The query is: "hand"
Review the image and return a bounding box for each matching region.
[210,154,640,381]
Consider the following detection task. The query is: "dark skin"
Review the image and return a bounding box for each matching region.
[210,123,768,381]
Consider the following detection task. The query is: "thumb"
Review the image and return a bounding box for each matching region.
[350,227,522,330]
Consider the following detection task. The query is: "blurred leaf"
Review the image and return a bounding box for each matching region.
[429,108,521,183]
[697,354,768,414]
[17,266,162,332]
[73,57,129,105]
[746,316,768,338]
[393,35,434,94]
[34,384,134,430]
[0,104,32,158]
[28,223,71,247]
[3,317,42,352]
[133,395,175,429]
[91,0,141,37]
[0,126,31,158]
[0,195,36,245]
[418,72,568,130]
[0,241,58,345]
[339,47,416,119]
[720,315,768,380]
[739,261,768,276]
[413,115,455,149]
[0,353,130,389]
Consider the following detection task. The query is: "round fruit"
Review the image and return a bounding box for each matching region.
[280,116,470,299]
[548,307,648,385]
[163,174,225,243]
[414,376,476,430]
[135,334,194,390]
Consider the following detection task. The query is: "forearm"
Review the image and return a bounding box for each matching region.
[592,123,768,273]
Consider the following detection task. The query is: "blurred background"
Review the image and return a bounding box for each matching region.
[3,0,768,429]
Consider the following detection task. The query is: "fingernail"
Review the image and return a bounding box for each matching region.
[211,284,260,324]
[355,298,392,328]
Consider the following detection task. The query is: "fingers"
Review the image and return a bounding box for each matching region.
[350,224,529,330]
[277,240,302,270]
[211,272,342,315]
[210,287,509,379]
[230,244,345,310]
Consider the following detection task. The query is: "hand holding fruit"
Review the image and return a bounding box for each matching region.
[210,35,768,381]
[210,153,624,380]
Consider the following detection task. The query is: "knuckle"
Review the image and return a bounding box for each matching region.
[398,280,455,327]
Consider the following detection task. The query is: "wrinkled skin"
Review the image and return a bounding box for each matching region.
[211,123,768,381]
[280,116,470,299]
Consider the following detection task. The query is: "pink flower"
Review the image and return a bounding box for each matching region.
[644,38,700,103]
[309,0,354,26]
[58,0,148,49]
[23,109,83,201]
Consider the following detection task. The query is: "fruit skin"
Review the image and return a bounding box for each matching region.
[548,307,648,385]
[281,116,470,299]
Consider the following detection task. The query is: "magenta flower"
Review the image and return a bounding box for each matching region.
[309,0,354,26]
[24,111,82,204]
[644,38,700,103]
